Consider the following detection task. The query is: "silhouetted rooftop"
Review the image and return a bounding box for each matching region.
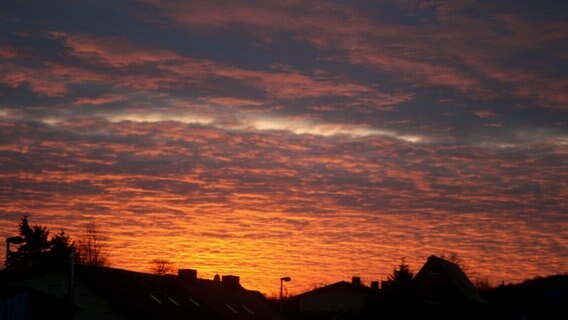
[291,280,372,300]
[5,264,285,320]
[76,264,285,320]
[415,255,487,304]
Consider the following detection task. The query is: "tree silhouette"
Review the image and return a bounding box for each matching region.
[5,217,109,269]
[438,251,468,273]
[474,276,493,292]
[49,230,75,261]
[150,259,174,275]
[9,217,50,270]
[438,250,492,290]
[8,216,75,271]
[76,223,109,266]
[388,257,414,283]
[382,257,418,318]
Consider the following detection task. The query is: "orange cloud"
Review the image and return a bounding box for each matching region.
[74,94,129,105]
[140,0,567,109]
[49,32,388,103]
[2,119,566,293]
[0,46,17,58]
[50,32,181,67]
[0,63,68,96]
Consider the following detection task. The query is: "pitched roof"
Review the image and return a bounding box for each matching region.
[415,255,487,304]
[5,263,284,320]
[183,278,283,320]
[75,264,218,320]
[75,264,284,320]
[291,280,372,300]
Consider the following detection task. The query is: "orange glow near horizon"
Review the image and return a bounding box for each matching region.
[1,190,566,296]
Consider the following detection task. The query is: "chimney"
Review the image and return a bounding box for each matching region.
[352,276,361,286]
[178,269,197,284]
[371,281,379,290]
[222,275,241,289]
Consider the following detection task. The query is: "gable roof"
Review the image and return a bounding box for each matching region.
[74,264,284,320]
[291,280,372,301]
[182,277,284,320]
[75,264,218,320]
[415,255,486,304]
[5,264,284,320]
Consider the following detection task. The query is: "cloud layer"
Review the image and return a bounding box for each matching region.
[0,0,566,294]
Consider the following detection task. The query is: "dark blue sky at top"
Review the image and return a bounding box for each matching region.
[2,1,566,138]
[0,0,565,160]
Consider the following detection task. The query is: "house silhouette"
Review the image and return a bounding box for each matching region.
[286,277,378,320]
[284,256,488,320]
[414,255,487,306]
[3,263,285,320]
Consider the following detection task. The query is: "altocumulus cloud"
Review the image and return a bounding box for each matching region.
[0,0,566,293]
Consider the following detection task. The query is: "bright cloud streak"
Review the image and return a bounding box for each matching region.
[106,113,214,125]
[250,117,426,142]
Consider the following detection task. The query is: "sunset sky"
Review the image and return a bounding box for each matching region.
[1,0,566,295]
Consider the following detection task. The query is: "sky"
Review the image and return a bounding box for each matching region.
[0,0,566,295]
